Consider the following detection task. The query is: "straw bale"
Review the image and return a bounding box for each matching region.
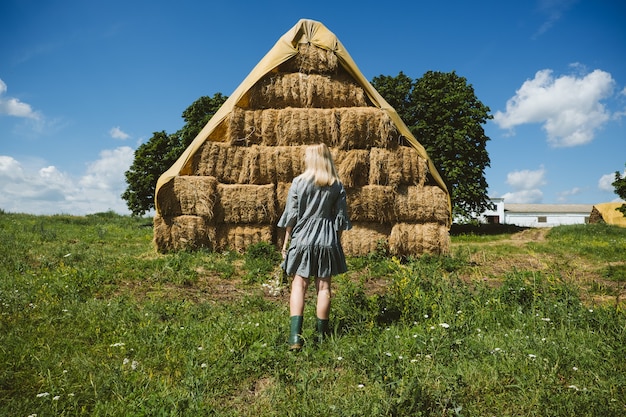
[192,141,248,183]
[588,207,603,224]
[244,73,368,109]
[276,181,292,215]
[347,185,396,223]
[226,107,397,149]
[388,223,450,257]
[333,149,370,187]
[274,146,305,182]
[341,222,391,257]
[278,43,340,74]
[236,145,276,185]
[216,224,274,253]
[260,108,279,146]
[215,184,277,224]
[153,214,216,253]
[369,146,428,186]
[156,175,217,217]
[336,108,398,149]
[273,108,340,146]
[228,107,264,145]
[238,145,305,184]
[393,186,450,225]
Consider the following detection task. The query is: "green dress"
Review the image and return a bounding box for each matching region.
[278,174,352,278]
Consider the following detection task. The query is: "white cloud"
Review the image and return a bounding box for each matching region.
[0,147,135,215]
[0,78,41,120]
[493,69,615,147]
[501,189,543,204]
[501,166,546,203]
[110,126,130,140]
[506,166,546,190]
[532,0,578,39]
[599,171,625,192]
[557,187,582,202]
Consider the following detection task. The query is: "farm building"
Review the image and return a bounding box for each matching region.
[481,198,593,227]
[153,19,451,256]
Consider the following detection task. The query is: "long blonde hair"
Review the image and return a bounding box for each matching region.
[302,143,339,187]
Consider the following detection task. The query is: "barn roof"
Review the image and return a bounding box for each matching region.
[505,204,594,214]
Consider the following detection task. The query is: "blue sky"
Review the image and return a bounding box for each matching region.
[1,0,624,215]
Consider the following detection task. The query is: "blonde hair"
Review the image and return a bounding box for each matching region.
[302,143,339,187]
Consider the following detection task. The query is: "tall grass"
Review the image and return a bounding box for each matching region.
[1,212,624,416]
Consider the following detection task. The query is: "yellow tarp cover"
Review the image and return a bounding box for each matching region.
[593,202,626,227]
[155,18,450,219]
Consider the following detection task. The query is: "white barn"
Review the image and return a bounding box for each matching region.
[480,198,593,228]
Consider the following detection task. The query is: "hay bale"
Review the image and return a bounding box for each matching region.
[275,146,305,182]
[225,107,397,149]
[215,184,277,224]
[276,181,292,214]
[369,146,428,187]
[278,43,340,74]
[238,145,304,184]
[347,185,395,223]
[153,214,216,253]
[244,73,369,109]
[236,145,276,185]
[228,107,264,145]
[156,176,218,217]
[388,223,450,257]
[273,108,339,146]
[588,206,604,224]
[333,149,369,188]
[341,222,391,257]
[193,142,248,183]
[337,108,398,149]
[394,186,450,225]
[216,224,274,253]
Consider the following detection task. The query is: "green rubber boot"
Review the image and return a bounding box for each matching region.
[289,316,303,351]
[316,317,329,344]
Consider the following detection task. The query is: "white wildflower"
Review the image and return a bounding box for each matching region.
[439,323,450,329]
[36,392,50,398]
[53,396,60,401]
[201,363,208,368]
[528,354,537,359]
[357,384,365,388]
[573,367,578,371]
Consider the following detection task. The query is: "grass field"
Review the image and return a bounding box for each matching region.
[1,211,625,416]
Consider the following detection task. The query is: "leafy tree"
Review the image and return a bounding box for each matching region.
[122,93,227,215]
[612,164,626,216]
[372,71,493,219]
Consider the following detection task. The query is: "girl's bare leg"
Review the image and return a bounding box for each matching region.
[290,275,309,316]
[315,276,332,319]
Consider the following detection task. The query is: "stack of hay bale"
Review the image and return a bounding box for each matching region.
[154,43,450,256]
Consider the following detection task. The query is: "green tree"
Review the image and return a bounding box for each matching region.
[122,93,227,215]
[372,71,493,219]
[612,164,626,216]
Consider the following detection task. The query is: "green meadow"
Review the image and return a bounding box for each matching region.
[1,211,625,416]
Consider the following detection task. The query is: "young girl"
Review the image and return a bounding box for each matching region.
[278,143,351,350]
